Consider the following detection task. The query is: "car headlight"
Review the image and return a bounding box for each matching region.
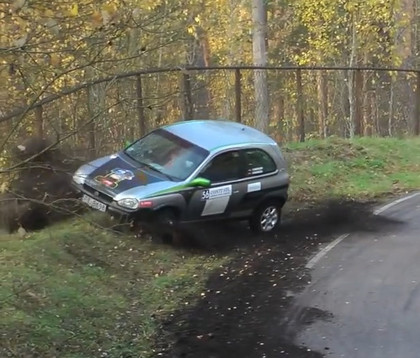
[117,198,139,209]
[72,168,87,185]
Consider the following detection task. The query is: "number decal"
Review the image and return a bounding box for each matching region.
[200,185,233,216]
[201,190,210,200]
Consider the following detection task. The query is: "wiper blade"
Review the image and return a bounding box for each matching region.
[124,151,176,181]
[139,162,175,181]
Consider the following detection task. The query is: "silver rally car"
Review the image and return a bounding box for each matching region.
[72,120,289,234]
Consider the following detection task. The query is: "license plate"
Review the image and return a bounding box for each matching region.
[82,194,107,212]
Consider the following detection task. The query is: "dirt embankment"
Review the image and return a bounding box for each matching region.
[0,137,82,233]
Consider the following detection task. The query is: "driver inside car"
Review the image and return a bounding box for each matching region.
[163,147,196,179]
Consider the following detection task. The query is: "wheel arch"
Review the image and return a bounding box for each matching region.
[255,195,287,212]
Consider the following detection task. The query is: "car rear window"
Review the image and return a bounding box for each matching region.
[243,149,277,176]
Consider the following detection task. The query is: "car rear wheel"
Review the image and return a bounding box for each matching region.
[249,200,282,234]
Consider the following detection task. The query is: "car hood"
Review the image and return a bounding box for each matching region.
[84,154,183,200]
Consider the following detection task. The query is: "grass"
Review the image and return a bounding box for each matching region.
[285,136,420,201]
[2,136,420,357]
[0,220,228,357]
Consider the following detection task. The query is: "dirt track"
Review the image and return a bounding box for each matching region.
[155,200,401,358]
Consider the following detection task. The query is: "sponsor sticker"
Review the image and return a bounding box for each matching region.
[247,182,261,193]
[201,196,230,216]
[95,168,135,188]
[201,185,232,201]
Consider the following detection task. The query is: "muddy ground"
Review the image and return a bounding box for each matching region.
[154,199,402,358]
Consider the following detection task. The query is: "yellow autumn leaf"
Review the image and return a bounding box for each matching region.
[91,10,103,26]
[11,0,26,13]
[69,4,78,17]
[0,182,8,193]
[44,9,54,17]
[101,10,111,25]
[103,3,117,14]
[50,53,60,66]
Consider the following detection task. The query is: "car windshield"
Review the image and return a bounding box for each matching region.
[124,129,209,181]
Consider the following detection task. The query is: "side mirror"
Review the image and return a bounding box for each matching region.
[188,177,211,188]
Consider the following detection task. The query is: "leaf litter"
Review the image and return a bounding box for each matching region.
[155,199,403,358]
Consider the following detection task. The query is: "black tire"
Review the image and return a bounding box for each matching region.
[249,199,282,234]
[153,208,179,244]
[130,210,154,239]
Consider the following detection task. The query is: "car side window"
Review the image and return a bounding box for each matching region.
[243,149,277,176]
[200,151,245,183]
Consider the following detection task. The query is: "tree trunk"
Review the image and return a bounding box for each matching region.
[275,95,284,129]
[85,67,107,158]
[235,68,242,123]
[354,69,363,136]
[373,89,380,135]
[185,1,212,120]
[252,0,269,133]
[136,75,146,137]
[415,71,420,135]
[364,91,373,137]
[317,70,328,138]
[399,0,414,65]
[362,71,370,136]
[348,19,357,137]
[340,70,350,137]
[190,28,212,119]
[181,73,193,119]
[35,106,44,138]
[272,95,284,141]
[86,85,96,158]
[388,77,395,136]
[296,69,305,142]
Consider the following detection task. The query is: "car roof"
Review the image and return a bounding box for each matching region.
[162,120,276,151]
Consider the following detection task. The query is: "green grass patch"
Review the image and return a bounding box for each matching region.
[2,136,420,357]
[0,221,227,357]
[285,136,420,201]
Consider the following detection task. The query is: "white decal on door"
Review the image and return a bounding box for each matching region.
[247,182,261,192]
[201,185,232,201]
[201,196,230,216]
[201,185,232,216]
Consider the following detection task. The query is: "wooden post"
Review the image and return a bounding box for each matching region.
[136,75,146,137]
[235,68,242,123]
[182,73,193,119]
[296,68,305,142]
[317,70,328,138]
[354,69,363,136]
[35,105,44,137]
[415,72,420,136]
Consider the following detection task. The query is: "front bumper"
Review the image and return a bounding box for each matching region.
[72,181,138,218]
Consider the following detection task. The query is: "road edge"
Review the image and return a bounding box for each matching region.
[305,192,420,269]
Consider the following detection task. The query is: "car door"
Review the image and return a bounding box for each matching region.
[233,147,279,214]
[185,150,247,221]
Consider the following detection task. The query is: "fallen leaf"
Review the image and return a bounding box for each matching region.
[17,226,27,238]
[69,4,78,17]
[11,0,27,12]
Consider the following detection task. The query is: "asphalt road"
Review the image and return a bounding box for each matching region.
[289,193,420,358]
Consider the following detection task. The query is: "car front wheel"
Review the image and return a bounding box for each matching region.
[249,200,282,234]
[153,208,179,244]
